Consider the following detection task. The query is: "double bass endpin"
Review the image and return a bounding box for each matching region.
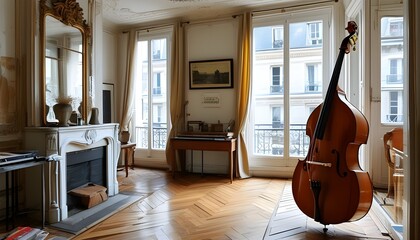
[306,161,332,167]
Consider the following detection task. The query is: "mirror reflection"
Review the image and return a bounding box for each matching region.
[40,0,90,126]
[45,16,83,123]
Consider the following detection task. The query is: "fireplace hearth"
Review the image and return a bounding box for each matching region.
[24,124,120,223]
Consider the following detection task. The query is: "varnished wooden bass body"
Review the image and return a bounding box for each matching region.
[292,21,373,227]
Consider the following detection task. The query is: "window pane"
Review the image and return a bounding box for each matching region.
[272,27,284,48]
[289,21,323,157]
[381,17,404,124]
[136,40,149,148]
[151,38,167,149]
[253,25,284,156]
[307,21,322,45]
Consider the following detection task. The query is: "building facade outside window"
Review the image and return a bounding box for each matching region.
[271,66,283,94]
[250,9,330,167]
[272,27,283,48]
[307,21,322,45]
[134,29,172,158]
[381,17,404,124]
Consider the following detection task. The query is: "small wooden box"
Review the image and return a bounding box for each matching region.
[211,123,224,132]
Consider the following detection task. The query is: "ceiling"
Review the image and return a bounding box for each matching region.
[101,0,315,29]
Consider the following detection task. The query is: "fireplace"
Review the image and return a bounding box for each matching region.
[66,146,107,214]
[24,124,120,223]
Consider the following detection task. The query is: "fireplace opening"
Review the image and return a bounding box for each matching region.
[66,146,107,215]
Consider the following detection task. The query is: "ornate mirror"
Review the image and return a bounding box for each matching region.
[40,0,90,126]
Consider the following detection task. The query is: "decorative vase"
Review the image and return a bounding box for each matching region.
[53,103,72,127]
[120,131,130,144]
[89,107,100,125]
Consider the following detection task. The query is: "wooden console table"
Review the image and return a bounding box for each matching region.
[170,137,237,183]
[120,143,136,177]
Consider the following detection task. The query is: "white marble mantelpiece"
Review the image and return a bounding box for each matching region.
[24,123,120,223]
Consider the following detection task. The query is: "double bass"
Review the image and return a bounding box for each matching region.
[292,21,373,231]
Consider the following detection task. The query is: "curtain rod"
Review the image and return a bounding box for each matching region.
[122,23,175,34]
[181,15,237,26]
[122,0,339,32]
[251,0,338,15]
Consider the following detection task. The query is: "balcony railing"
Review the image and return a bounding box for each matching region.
[254,124,309,156]
[134,123,310,156]
[270,85,284,94]
[152,87,162,95]
[386,114,403,123]
[305,84,320,92]
[135,125,167,149]
[386,74,403,84]
[272,40,283,49]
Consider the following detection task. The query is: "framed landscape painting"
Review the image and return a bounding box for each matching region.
[189,59,233,89]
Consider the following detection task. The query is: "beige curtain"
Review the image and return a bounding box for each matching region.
[165,23,185,169]
[120,30,137,132]
[235,12,252,178]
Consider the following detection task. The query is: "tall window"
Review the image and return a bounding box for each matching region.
[153,72,162,95]
[307,21,322,45]
[272,27,284,48]
[134,30,171,154]
[306,64,320,92]
[388,91,400,122]
[271,66,283,93]
[381,17,404,124]
[272,106,282,128]
[251,10,329,166]
[387,58,403,83]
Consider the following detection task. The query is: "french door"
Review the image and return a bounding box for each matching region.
[249,9,331,172]
[134,29,171,158]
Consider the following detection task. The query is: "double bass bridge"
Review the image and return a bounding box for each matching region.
[306,161,332,167]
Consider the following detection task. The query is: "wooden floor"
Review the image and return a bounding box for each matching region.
[38,168,391,239]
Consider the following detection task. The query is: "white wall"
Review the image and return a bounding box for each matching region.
[183,19,239,174]
[102,30,118,122]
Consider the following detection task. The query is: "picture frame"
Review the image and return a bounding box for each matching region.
[102,83,115,123]
[189,59,233,89]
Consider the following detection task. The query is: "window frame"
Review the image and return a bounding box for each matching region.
[249,8,332,169]
[134,28,172,159]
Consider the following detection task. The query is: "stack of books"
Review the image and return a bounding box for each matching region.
[2,226,48,240]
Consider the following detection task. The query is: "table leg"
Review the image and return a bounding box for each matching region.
[191,150,193,173]
[5,172,9,230]
[41,164,45,229]
[233,150,236,182]
[171,148,176,178]
[131,147,135,170]
[12,171,17,228]
[229,150,233,183]
[124,149,129,177]
[179,150,186,172]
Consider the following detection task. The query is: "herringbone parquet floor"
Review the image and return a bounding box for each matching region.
[72,168,285,240]
[42,168,390,240]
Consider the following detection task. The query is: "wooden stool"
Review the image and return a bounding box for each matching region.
[120,143,136,177]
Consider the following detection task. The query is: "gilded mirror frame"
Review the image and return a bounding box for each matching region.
[40,0,90,126]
